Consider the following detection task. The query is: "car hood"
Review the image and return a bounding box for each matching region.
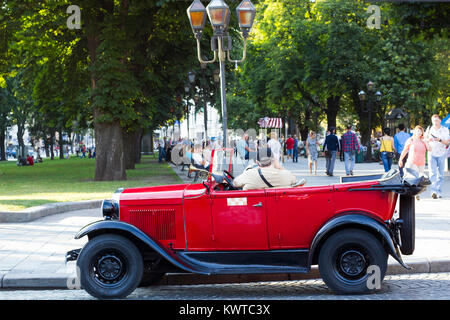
[119,183,191,206]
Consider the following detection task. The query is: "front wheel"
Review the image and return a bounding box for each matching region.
[77,234,143,299]
[318,229,388,294]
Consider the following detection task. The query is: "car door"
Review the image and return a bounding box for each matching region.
[210,189,269,250]
[268,186,334,249]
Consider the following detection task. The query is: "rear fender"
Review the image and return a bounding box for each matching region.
[75,220,209,275]
[309,213,410,269]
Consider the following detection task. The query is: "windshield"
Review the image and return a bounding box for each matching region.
[210,148,234,176]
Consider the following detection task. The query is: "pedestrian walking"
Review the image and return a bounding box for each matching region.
[399,125,431,179]
[236,134,249,167]
[341,125,360,176]
[425,114,450,199]
[293,135,299,163]
[158,139,166,163]
[394,123,412,176]
[379,127,396,172]
[322,127,340,176]
[286,135,295,161]
[306,131,319,175]
[268,132,282,166]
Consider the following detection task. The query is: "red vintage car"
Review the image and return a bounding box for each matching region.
[67,148,429,299]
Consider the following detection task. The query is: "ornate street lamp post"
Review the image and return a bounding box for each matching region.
[358,81,382,161]
[187,0,256,147]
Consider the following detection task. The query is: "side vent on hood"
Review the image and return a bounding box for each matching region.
[128,208,176,240]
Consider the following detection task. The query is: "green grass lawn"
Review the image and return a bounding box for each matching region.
[0,155,182,211]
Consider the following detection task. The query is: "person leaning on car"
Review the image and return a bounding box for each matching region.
[233,147,305,190]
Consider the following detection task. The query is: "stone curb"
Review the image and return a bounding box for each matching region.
[0,200,103,223]
[2,258,450,290]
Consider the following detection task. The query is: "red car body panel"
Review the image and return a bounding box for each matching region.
[117,179,398,253]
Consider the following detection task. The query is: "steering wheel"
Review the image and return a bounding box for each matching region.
[222,170,238,190]
[223,170,234,179]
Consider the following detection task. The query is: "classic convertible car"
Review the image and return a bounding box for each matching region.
[67,148,429,299]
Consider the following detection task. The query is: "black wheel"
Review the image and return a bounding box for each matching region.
[318,229,388,294]
[399,195,415,255]
[77,234,143,299]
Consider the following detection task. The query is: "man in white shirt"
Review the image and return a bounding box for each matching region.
[234,148,304,190]
[267,132,282,167]
[425,114,450,199]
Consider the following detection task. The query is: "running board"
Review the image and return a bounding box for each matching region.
[175,249,310,275]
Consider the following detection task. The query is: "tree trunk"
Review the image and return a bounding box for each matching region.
[0,129,6,161]
[325,95,340,129]
[50,131,55,160]
[123,129,136,170]
[94,120,126,181]
[149,131,154,155]
[44,138,50,158]
[59,129,65,159]
[134,129,143,165]
[17,123,25,158]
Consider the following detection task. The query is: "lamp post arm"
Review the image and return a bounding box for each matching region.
[196,38,217,64]
[227,37,247,63]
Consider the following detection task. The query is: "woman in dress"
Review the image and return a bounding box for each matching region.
[306,131,319,175]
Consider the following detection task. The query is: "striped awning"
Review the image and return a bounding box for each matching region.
[258,117,283,128]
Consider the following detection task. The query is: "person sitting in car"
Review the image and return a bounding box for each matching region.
[233,147,305,190]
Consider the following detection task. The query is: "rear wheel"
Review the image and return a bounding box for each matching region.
[77,234,143,299]
[318,229,387,294]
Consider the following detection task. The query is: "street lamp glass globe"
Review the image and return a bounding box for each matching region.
[206,0,230,30]
[367,81,374,91]
[375,91,382,101]
[236,0,256,29]
[187,0,207,34]
[358,90,366,101]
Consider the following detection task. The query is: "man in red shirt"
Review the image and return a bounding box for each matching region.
[286,135,295,161]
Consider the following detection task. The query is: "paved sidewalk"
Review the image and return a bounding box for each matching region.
[0,158,448,289]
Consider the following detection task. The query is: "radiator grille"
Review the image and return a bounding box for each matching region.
[128,208,176,240]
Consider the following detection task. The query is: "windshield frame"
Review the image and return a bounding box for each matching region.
[208,147,234,181]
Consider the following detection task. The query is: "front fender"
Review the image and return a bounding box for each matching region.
[309,213,410,269]
[75,220,210,275]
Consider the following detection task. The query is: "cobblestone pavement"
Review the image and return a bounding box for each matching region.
[0,272,449,300]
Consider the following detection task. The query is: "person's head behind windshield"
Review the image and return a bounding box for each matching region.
[257,147,273,167]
